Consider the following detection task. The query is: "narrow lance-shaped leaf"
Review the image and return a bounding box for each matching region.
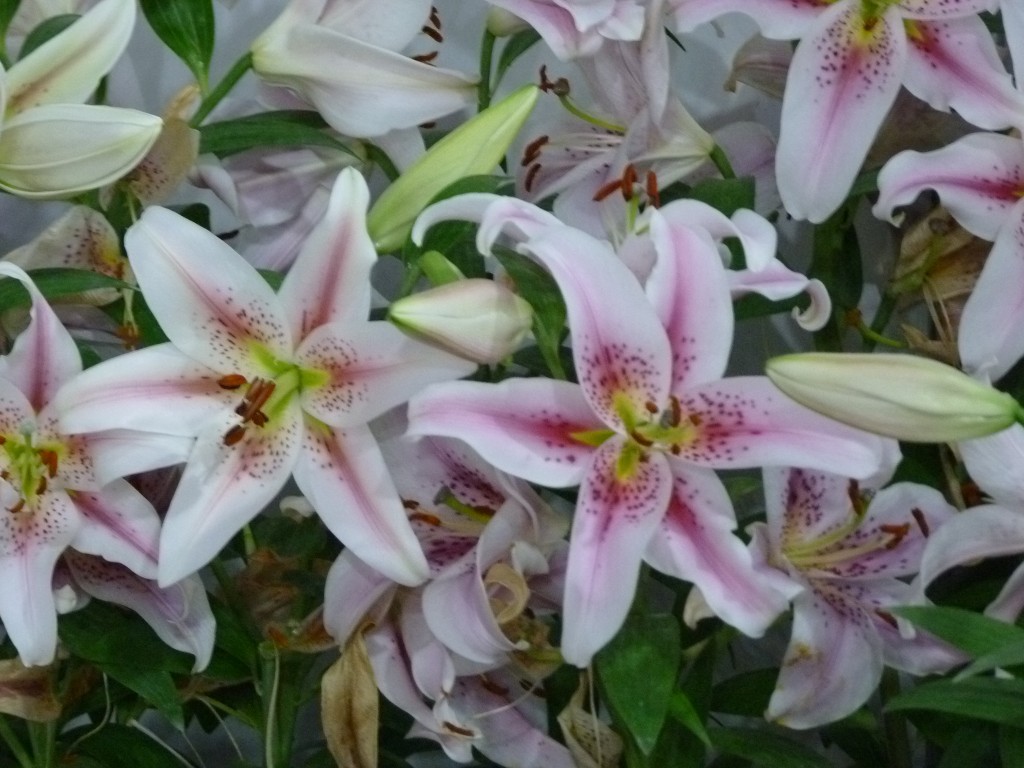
[139,0,215,89]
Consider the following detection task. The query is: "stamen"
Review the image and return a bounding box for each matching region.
[7,498,24,514]
[875,609,898,628]
[401,499,419,509]
[480,676,509,696]
[429,6,441,28]
[36,476,46,495]
[522,135,549,166]
[620,165,637,201]
[422,24,443,43]
[524,163,541,193]
[629,429,654,447]
[223,425,246,446]
[911,507,930,537]
[413,51,438,63]
[879,523,911,550]
[644,401,658,414]
[538,66,570,96]
[593,178,623,201]
[409,512,442,526]
[218,374,247,389]
[38,449,58,478]
[645,170,661,209]
[443,721,475,738]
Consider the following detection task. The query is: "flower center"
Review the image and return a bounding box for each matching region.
[216,359,324,446]
[0,431,60,511]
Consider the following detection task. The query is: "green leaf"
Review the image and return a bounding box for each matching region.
[1001,725,1024,768]
[710,668,777,717]
[709,727,831,768]
[495,29,541,85]
[0,0,22,41]
[68,724,189,768]
[20,14,79,59]
[686,177,755,217]
[199,111,359,158]
[956,638,1024,679]
[492,246,567,380]
[104,665,185,730]
[893,605,1024,657]
[668,690,710,746]
[937,724,999,768]
[0,268,129,309]
[596,612,681,754]
[885,677,1024,727]
[139,0,215,88]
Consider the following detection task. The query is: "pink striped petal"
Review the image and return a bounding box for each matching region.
[645,465,789,636]
[903,17,1024,132]
[0,490,79,666]
[278,168,376,340]
[294,421,429,586]
[777,4,906,222]
[157,402,303,586]
[560,438,672,666]
[767,581,882,728]
[65,551,215,672]
[69,480,161,579]
[677,376,890,478]
[874,132,1024,239]
[0,377,36,435]
[523,227,672,427]
[296,321,475,428]
[669,0,827,38]
[323,550,397,645]
[407,379,603,488]
[764,467,858,550]
[56,343,234,438]
[645,209,733,390]
[957,198,1024,379]
[0,263,80,411]
[80,430,193,487]
[125,207,292,374]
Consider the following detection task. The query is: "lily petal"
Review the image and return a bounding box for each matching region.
[294,421,429,586]
[69,480,161,579]
[323,550,397,645]
[561,439,672,666]
[669,0,827,38]
[277,167,377,339]
[776,4,906,222]
[959,426,1024,509]
[125,207,293,373]
[645,465,789,636]
[407,379,604,488]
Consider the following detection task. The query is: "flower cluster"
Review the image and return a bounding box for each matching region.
[0,0,1019,766]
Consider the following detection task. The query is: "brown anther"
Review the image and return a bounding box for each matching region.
[669,398,683,426]
[250,411,269,428]
[629,429,654,447]
[401,499,419,509]
[223,424,247,446]
[880,523,911,549]
[524,163,541,193]
[422,24,443,43]
[644,401,659,414]
[36,476,46,495]
[961,481,983,507]
[670,444,681,455]
[7,498,24,514]
[538,66,570,96]
[116,324,140,350]
[443,721,476,738]
[480,677,509,696]
[620,164,637,200]
[645,170,661,208]
[593,178,623,202]
[875,609,898,628]
[217,373,247,390]
[39,450,58,478]
[430,6,441,27]
[413,51,438,63]
[236,379,276,425]
[847,479,861,508]
[911,507,930,537]
[410,512,443,527]
[521,135,549,166]
[0,435,6,445]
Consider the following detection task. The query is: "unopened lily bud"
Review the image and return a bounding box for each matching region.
[389,279,532,364]
[766,353,1024,442]
[368,84,539,252]
[486,8,529,36]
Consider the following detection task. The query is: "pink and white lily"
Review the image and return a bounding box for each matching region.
[672,0,1024,222]
[57,168,476,588]
[0,263,164,666]
[750,466,958,728]
[408,195,893,665]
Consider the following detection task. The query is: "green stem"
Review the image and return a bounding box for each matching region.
[260,642,283,768]
[0,717,34,768]
[881,669,912,768]
[364,143,402,183]
[190,52,254,128]
[864,291,899,351]
[557,95,625,133]
[478,30,496,111]
[28,721,56,768]
[709,144,736,179]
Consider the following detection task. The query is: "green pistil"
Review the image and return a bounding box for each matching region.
[1,433,59,507]
[616,440,643,480]
[434,487,494,524]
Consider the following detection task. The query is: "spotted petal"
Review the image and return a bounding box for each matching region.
[69,480,161,579]
[776,3,906,222]
[560,438,672,666]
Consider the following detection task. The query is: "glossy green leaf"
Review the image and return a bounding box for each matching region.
[709,727,831,768]
[710,668,777,717]
[1001,725,1024,768]
[139,0,215,87]
[105,665,185,730]
[596,612,681,754]
[492,245,567,380]
[893,605,1024,657]
[668,690,710,746]
[885,677,1024,727]
[19,14,78,59]
[955,638,1024,679]
[937,724,999,768]
[0,268,129,310]
[199,111,359,158]
[686,177,755,217]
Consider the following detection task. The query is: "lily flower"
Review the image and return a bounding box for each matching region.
[750,466,958,728]
[57,168,476,588]
[408,195,893,665]
[0,263,164,666]
[0,0,161,198]
[251,0,476,138]
[672,0,1024,222]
